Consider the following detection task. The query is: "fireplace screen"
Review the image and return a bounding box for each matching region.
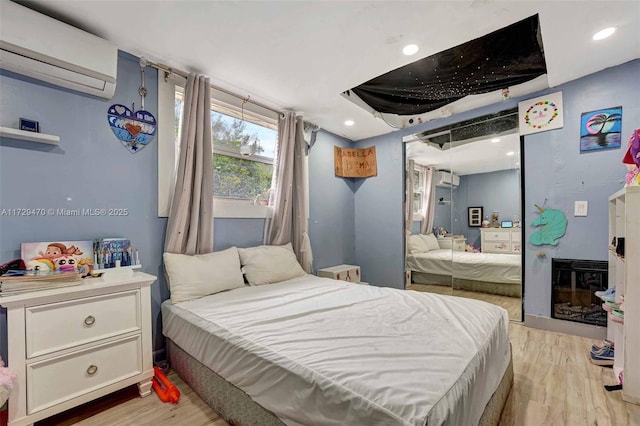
[551,258,608,326]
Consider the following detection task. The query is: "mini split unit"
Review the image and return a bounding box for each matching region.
[0,1,118,99]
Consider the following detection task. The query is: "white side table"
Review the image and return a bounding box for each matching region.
[0,271,156,426]
[317,264,362,283]
[437,236,466,251]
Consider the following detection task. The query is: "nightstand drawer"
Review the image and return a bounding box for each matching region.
[511,232,522,242]
[26,290,141,358]
[482,242,511,253]
[452,239,467,251]
[27,335,142,414]
[482,230,511,242]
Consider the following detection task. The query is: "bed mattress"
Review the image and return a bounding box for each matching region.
[406,249,521,285]
[162,275,510,426]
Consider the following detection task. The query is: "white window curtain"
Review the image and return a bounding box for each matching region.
[266,112,313,272]
[420,167,436,235]
[405,159,415,238]
[164,74,214,255]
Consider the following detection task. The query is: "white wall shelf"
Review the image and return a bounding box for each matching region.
[0,126,59,145]
[608,186,640,405]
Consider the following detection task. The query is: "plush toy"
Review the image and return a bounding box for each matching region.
[622,128,640,186]
[465,244,480,253]
[25,258,54,272]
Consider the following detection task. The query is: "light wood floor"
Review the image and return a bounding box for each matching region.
[36,324,640,426]
[407,283,522,321]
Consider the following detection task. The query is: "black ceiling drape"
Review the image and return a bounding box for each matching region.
[347,15,546,116]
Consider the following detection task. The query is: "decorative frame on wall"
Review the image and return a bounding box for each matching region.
[468,206,483,227]
[518,91,563,135]
[579,106,622,153]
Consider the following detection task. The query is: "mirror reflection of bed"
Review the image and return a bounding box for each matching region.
[403,109,523,321]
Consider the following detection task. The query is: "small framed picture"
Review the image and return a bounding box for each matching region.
[501,220,513,228]
[468,206,483,227]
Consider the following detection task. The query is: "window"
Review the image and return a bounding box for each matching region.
[413,168,423,214]
[174,88,278,202]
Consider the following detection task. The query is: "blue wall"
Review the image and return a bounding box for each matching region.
[354,60,640,313]
[523,60,639,317]
[0,52,167,359]
[0,52,344,361]
[452,169,521,247]
[309,131,356,270]
[353,135,404,287]
[213,218,265,251]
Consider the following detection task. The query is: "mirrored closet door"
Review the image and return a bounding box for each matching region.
[404,109,523,321]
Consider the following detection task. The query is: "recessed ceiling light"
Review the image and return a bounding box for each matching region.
[506,151,515,156]
[491,138,501,143]
[344,120,354,126]
[402,44,419,56]
[593,27,616,41]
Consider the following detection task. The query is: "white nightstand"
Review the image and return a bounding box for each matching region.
[437,236,467,251]
[0,271,156,426]
[317,264,362,283]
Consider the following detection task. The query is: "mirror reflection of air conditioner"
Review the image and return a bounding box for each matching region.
[436,171,459,188]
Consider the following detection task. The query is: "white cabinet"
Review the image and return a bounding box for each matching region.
[437,236,466,251]
[0,272,156,425]
[480,228,521,254]
[317,264,361,283]
[608,186,640,404]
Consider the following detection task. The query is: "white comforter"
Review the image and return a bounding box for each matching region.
[163,275,510,426]
[406,249,521,284]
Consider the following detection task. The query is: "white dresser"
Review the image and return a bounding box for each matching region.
[480,228,521,254]
[0,272,156,426]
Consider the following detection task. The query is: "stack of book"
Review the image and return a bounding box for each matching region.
[0,270,82,294]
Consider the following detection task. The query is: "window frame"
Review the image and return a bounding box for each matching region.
[157,73,280,218]
[412,167,424,217]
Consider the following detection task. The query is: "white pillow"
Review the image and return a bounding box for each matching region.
[163,246,245,303]
[407,234,430,254]
[420,233,441,251]
[238,243,306,286]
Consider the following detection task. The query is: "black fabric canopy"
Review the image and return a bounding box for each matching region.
[347,15,546,116]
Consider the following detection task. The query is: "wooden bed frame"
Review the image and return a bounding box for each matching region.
[167,338,514,426]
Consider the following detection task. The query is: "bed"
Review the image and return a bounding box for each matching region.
[162,274,513,425]
[406,249,522,297]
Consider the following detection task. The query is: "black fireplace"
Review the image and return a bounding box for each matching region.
[551,258,608,326]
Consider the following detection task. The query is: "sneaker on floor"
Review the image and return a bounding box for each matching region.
[591,339,614,354]
[595,287,616,302]
[590,346,614,366]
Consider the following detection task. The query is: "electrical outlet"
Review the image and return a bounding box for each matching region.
[574,201,588,217]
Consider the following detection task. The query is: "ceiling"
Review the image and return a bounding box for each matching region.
[406,132,520,176]
[15,0,640,141]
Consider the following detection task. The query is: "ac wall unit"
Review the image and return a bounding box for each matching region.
[0,1,117,99]
[436,171,460,188]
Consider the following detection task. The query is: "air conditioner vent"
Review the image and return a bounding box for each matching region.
[0,2,117,99]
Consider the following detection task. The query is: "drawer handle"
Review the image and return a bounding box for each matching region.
[84,315,96,326]
[86,365,98,375]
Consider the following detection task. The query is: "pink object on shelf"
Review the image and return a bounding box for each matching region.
[610,312,624,324]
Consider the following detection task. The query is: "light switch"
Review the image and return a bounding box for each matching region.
[574,201,588,217]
